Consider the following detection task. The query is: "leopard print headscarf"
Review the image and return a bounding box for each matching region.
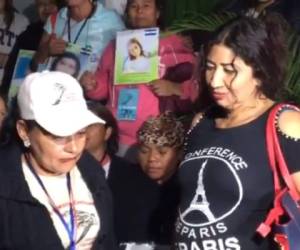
[137,113,185,148]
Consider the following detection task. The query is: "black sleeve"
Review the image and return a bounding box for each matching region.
[279,133,300,174]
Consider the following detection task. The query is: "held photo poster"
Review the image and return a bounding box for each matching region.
[8,49,35,99]
[114,28,159,85]
[46,43,94,79]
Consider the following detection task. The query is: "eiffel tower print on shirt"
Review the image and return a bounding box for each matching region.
[181,160,215,222]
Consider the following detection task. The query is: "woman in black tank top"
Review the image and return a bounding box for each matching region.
[175,14,300,250]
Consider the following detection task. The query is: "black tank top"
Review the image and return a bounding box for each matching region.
[174,107,300,250]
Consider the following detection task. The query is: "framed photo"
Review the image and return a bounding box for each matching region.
[46,43,94,79]
[114,28,159,85]
[8,49,35,99]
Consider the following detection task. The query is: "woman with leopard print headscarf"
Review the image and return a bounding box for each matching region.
[137,112,185,246]
[137,112,185,184]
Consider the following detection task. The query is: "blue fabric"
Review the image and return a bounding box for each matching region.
[44,2,124,71]
[274,192,300,250]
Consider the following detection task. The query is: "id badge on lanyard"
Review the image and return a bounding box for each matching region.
[117,88,139,121]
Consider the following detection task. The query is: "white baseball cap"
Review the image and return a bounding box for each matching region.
[17,71,105,136]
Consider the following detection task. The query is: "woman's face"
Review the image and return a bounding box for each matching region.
[0,97,6,130]
[128,42,142,59]
[138,143,181,183]
[127,0,159,28]
[85,123,108,153]
[55,57,78,76]
[205,44,261,110]
[18,121,86,176]
[36,0,58,22]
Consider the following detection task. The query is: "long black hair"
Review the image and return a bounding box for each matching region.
[196,13,287,113]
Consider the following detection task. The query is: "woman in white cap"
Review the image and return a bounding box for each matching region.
[0,71,117,250]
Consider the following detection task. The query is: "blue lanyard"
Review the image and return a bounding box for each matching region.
[67,16,88,44]
[25,154,76,250]
[67,4,95,44]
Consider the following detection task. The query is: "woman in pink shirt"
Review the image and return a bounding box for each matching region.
[81,0,198,159]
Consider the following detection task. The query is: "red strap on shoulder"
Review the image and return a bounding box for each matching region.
[256,103,300,237]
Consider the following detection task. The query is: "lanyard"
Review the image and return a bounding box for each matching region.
[25,155,76,250]
[67,17,88,44]
[67,4,95,44]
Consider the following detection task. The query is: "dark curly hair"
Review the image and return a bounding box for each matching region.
[196,13,287,111]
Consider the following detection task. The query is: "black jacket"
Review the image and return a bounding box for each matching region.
[107,156,160,244]
[107,156,180,245]
[0,145,117,250]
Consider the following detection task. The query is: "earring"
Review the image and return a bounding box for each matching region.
[23,140,31,148]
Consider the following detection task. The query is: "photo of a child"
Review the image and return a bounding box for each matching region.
[122,37,150,73]
[114,28,159,84]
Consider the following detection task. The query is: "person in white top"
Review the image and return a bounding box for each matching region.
[0,0,29,83]
[33,0,124,73]
[104,0,127,15]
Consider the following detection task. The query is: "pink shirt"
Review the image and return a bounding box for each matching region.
[86,34,198,146]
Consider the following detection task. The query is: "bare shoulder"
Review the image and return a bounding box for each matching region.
[291,172,300,194]
[278,109,300,139]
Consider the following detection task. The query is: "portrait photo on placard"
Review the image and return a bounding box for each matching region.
[114,28,159,85]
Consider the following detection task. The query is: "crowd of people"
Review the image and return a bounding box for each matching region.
[0,0,299,250]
